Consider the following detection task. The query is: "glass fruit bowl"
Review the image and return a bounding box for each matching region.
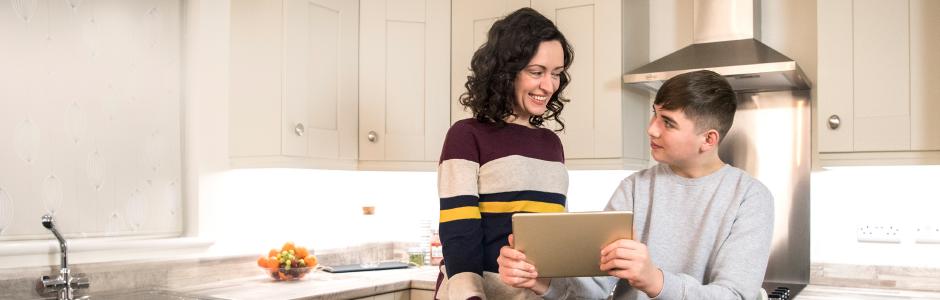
[258,242,318,281]
[260,265,313,281]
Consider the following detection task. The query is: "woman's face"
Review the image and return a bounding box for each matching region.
[513,40,564,121]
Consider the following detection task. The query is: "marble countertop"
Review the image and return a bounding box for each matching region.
[169,267,940,300]
[172,266,439,300]
[799,285,940,300]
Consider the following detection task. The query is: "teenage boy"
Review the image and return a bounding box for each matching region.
[496,70,774,299]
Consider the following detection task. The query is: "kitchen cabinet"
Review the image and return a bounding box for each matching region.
[410,289,434,300]
[358,0,451,171]
[229,0,359,169]
[353,290,412,300]
[817,0,940,165]
[450,0,529,123]
[451,0,651,170]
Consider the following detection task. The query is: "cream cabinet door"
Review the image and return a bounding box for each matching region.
[360,0,450,166]
[230,0,286,159]
[450,0,530,122]
[230,0,358,169]
[819,0,913,153]
[355,290,409,300]
[852,0,911,152]
[910,0,940,151]
[410,289,434,300]
[817,0,855,153]
[284,0,358,160]
[817,0,940,164]
[532,0,622,159]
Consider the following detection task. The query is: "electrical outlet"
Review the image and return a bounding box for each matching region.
[914,224,940,244]
[856,224,902,243]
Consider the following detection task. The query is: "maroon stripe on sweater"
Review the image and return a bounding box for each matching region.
[439,119,564,165]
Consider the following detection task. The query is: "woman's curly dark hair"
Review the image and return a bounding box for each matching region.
[459,7,574,131]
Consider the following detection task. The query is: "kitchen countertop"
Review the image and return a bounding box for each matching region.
[168,266,940,300]
[798,285,940,299]
[6,250,938,299]
[172,266,439,300]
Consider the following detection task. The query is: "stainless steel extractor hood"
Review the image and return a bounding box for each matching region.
[623,0,811,92]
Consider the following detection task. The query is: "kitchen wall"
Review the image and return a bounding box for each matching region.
[182,1,632,258]
[812,166,940,268]
[648,0,940,270]
[3,0,938,273]
[0,0,183,241]
[755,0,940,269]
[195,169,631,256]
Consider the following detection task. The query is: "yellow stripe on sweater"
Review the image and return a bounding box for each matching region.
[479,201,564,213]
[440,206,482,223]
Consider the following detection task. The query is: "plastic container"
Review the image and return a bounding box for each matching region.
[430,230,443,266]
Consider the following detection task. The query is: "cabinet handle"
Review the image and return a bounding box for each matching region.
[294,123,305,136]
[367,131,378,143]
[827,115,841,130]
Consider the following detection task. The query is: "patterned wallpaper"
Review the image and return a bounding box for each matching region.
[0,0,182,240]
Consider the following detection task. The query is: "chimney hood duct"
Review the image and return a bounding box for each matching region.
[623,0,811,92]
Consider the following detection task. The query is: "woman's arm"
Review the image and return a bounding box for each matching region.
[438,122,486,298]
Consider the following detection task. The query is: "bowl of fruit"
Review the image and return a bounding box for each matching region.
[257,242,318,281]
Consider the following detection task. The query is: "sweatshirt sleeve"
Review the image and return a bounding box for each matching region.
[653,182,774,300]
[542,277,618,300]
[437,121,486,295]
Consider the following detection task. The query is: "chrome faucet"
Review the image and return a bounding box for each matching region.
[38,214,90,300]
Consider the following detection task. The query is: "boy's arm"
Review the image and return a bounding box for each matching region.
[654,184,774,300]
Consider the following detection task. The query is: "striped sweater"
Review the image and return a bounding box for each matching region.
[437,118,568,281]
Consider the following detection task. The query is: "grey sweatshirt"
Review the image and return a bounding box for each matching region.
[542,164,774,300]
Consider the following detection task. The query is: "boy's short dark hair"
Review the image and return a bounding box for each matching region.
[654,70,736,142]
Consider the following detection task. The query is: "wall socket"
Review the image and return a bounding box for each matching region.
[914,224,940,244]
[857,224,902,243]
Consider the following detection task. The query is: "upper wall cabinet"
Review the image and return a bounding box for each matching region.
[817,0,940,165]
[452,0,650,170]
[358,0,451,171]
[230,0,358,169]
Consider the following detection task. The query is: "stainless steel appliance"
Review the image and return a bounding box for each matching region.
[624,0,810,298]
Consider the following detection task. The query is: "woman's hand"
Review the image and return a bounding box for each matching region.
[599,239,664,298]
[497,234,550,294]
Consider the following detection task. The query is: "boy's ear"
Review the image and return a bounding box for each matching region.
[700,129,721,152]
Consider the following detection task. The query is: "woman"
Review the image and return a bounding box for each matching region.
[436,7,574,300]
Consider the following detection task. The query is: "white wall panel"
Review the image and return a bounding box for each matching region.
[0,0,182,240]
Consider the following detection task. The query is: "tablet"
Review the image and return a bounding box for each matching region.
[512,211,633,277]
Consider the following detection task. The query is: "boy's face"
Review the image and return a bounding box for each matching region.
[647,104,708,166]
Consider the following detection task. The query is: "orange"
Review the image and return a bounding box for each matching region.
[303,256,317,267]
[281,241,295,253]
[267,256,279,268]
[268,248,279,258]
[257,255,269,268]
[295,247,309,258]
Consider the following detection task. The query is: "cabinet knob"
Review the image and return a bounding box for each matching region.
[827,115,841,130]
[294,123,305,136]
[367,131,378,143]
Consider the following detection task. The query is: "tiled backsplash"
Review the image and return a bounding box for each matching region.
[811,263,940,292]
